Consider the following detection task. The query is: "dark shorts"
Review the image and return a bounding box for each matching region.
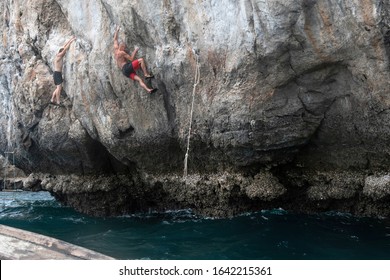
[53,71,63,85]
[121,60,140,80]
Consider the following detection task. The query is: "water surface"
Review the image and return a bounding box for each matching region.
[0,191,389,259]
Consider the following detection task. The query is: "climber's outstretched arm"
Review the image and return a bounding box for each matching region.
[63,37,76,49]
[129,47,139,61]
[58,37,76,57]
[120,51,132,61]
[114,26,120,50]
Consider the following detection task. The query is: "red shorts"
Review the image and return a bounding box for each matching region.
[129,59,140,80]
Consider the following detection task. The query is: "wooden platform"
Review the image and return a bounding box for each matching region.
[0,224,115,260]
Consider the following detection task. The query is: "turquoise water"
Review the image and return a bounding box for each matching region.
[0,191,389,260]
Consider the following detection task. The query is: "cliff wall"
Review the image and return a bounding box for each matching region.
[1,0,390,217]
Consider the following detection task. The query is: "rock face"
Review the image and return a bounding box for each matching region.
[1,0,390,217]
[0,155,25,190]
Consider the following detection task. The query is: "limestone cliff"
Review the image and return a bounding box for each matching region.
[1,0,390,217]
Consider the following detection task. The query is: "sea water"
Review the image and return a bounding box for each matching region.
[0,191,389,260]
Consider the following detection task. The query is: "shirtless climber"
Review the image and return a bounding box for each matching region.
[51,37,76,105]
[113,26,157,94]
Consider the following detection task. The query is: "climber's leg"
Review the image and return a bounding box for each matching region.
[55,84,62,104]
[133,74,156,93]
[51,85,61,104]
[50,88,56,103]
[134,58,153,78]
[51,71,63,104]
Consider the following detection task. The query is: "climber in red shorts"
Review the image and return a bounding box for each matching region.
[113,26,157,94]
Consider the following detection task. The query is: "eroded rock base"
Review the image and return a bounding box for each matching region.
[24,168,390,218]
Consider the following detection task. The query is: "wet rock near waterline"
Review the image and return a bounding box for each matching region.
[363,175,390,201]
[22,170,390,218]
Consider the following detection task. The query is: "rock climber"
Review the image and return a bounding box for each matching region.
[113,26,157,94]
[51,36,76,105]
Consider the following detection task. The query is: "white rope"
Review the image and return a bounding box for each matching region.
[183,53,200,179]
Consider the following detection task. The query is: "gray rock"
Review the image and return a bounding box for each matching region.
[22,173,42,191]
[1,0,390,217]
[363,175,390,200]
[245,171,286,201]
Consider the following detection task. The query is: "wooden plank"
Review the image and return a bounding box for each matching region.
[0,224,114,260]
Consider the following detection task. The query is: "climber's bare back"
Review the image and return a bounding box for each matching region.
[114,50,129,69]
[54,55,64,72]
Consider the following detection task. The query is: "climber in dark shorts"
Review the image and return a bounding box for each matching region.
[53,71,63,86]
[51,37,76,105]
[113,26,157,94]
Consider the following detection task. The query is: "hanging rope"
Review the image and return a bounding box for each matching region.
[183,53,200,179]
